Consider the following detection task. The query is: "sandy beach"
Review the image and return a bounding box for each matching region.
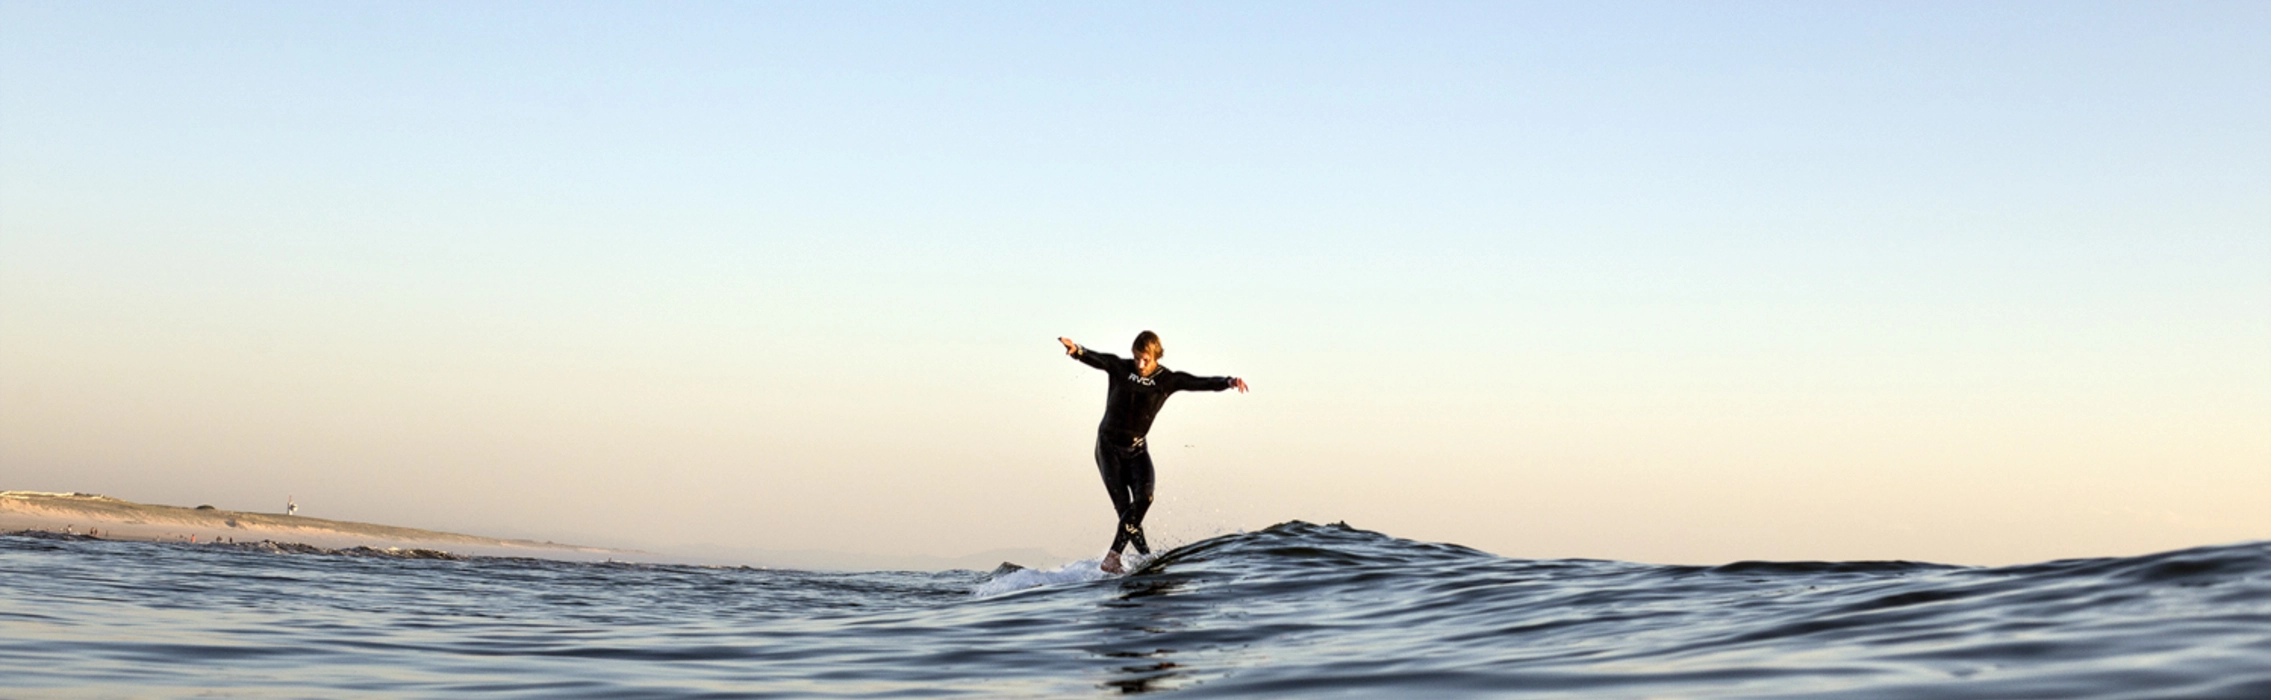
[1,491,637,561]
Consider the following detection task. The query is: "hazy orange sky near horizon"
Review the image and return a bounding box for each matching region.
[4,2,2266,567]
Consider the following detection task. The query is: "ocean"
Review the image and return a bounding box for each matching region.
[3,521,2266,698]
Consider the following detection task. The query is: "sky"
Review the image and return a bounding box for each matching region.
[2,1,2266,567]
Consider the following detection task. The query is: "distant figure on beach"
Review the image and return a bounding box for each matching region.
[286,496,298,516]
[1060,331,1248,574]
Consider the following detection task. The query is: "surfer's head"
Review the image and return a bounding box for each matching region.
[1133,331,1162,374]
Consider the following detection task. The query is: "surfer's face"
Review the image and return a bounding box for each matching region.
[1136,350,1159,375]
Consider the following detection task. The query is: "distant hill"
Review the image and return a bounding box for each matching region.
[0,490,634,561]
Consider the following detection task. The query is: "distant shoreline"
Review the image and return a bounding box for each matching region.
[0,491,639,562]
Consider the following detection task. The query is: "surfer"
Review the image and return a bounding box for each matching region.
[1059,331,1248,574]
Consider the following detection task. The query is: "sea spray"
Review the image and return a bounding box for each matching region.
[971,552,1156,597]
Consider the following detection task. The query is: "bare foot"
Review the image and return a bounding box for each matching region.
[1100,552,1124,574]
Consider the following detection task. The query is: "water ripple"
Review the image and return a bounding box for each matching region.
[3,523,2267,697]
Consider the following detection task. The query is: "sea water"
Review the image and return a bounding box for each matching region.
[3,522,2266,698]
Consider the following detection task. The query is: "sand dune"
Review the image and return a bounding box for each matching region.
[0,491,635,561]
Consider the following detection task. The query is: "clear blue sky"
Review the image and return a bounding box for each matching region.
[4,1,2266,566]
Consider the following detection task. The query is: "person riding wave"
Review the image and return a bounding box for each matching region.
[1058,331,1249,573]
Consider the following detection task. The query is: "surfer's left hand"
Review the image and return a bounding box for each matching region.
[1232,377,1250,393]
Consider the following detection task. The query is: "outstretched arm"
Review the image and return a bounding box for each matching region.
[1170,371,1251,393]
[1059,337,1120,371]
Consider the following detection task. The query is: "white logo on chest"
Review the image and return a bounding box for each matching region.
[1127,373,1156,386]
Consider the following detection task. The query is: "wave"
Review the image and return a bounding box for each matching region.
[972,520,2271,697]
[6,520,2266,698]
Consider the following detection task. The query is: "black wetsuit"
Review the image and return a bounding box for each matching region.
[1070,346,1239,556]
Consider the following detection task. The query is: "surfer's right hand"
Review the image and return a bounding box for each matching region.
[1059,337,1078,355]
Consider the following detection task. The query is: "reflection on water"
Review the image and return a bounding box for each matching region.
[1097,649,1185,694]
[1092,574,1201,694]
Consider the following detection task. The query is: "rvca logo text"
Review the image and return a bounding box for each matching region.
[1127,373,1156,386]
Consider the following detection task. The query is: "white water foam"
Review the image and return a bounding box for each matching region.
[971,553,1152,597]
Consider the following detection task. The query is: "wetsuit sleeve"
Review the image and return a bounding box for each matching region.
[1166,370,1237,392]
[1071,346,1126,373]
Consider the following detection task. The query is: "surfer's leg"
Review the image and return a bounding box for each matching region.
[1096,439,1134,518]
[1114,449,1156,555]
[1096,439,1136,554]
